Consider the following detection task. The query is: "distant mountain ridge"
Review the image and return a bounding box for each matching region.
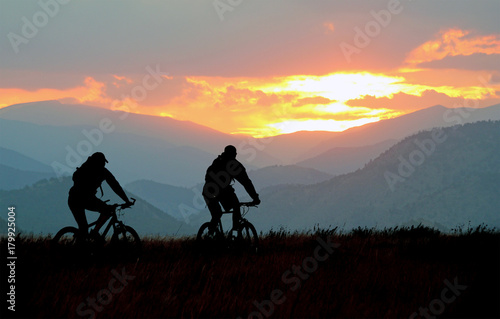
[2,101,500,235]
[0,164,55,190]
[296,139,397,175]
[1,121,498,235]
[2,101,499,189]
[0,100,279,167]
[0,146,53,173]
[298,104,500,162]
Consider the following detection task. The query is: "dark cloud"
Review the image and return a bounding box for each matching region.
[418,53,500,71]
[293,96,334,107]
[345,89,497,111]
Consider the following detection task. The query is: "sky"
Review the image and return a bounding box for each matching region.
[1,0,499,137]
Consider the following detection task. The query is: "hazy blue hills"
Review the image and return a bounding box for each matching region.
[0,100,279,168]
[126,165,333,222]
[125,180,198,221]
[1,101,500,235]
[256,121,500,232]
[0,177,196,236]
[0,147,57,190]
[0,164,55,190]
[1,121,498,236]
[0,146,53,173]
[296,139,397,175]
[0,117,217,187]
[2,101,499,190]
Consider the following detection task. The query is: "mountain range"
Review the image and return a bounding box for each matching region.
[1,100,499,234]
[257,121,500,232]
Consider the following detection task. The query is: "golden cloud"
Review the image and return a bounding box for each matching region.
[406,28,500,66]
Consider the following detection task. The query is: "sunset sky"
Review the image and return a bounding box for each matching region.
[1,0,499,137]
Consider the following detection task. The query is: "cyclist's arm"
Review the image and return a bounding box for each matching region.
[104,169,131,204]
[234,165,260,203]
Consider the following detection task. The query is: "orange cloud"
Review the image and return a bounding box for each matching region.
[406,28,500,66]
[323,22,335,34]
[2,68,498,138]
[0,77,107,108]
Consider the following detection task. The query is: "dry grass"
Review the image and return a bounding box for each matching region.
[1,226,499,318]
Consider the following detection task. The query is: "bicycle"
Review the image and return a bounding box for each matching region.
[52,198,141,260]
[196,202,259,253]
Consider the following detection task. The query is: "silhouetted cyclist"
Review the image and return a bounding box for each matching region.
[68,152,132,239]
[202,145,261,232]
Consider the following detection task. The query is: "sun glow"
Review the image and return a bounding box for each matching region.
[268,73,406,101]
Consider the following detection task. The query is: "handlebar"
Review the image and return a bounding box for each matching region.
[239,201,258,207]
[104,198,136,210]
[121,198,136,209]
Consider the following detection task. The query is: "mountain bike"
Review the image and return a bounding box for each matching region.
[52,198,141,260]
[196,202,259,253]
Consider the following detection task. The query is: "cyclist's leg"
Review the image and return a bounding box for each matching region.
[204,195,222,230]
[86,196,111,233]
[221,190,240,231]
[68,194,88,237]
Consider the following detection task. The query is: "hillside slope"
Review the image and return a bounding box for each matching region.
[0,164,55,190]
[296,139,397,175]
[258,121,500,232]
[0,146,53,173]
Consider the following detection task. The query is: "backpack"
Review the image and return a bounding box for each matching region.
[72,159,105,196]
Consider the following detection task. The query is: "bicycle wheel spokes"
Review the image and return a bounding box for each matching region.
[240,222,259,253]
[196,222,224,253]
[110,225,142,259]
[53,227,80,247]
[52,226,90,261]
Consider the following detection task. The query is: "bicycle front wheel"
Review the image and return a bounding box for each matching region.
[110,225,142,259]
[239,221,259,254]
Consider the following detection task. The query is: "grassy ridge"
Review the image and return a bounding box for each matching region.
[2,226,499,318]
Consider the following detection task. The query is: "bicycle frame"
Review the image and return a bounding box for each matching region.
[217,202,253,237]
[88,213,119,239]
[87,199,135,239]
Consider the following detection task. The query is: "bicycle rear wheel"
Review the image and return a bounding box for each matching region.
[53,226,79,245]
[110,225,142,259]
[52,226,87,259]
[196,222,224,252]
